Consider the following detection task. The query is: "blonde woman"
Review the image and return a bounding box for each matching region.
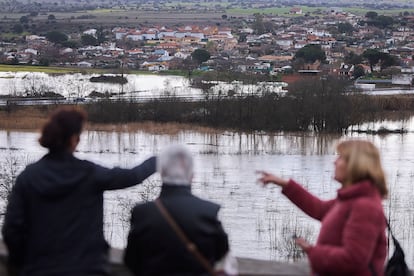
[257,140,387,276]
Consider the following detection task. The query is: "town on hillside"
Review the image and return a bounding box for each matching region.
[1,2,414,90]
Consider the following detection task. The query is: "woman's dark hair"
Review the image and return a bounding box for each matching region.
[39,107,87,152]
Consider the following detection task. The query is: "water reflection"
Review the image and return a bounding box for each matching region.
[0,128,413,268]
[0,72,200,98]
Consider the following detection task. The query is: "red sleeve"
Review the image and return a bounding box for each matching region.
[305,199,384,274]
[282,179,335,221]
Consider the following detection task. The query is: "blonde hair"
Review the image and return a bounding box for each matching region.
[336,140,387,197]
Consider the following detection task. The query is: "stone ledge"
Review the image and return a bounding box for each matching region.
[1,241,412,276]
[0,240,310,275]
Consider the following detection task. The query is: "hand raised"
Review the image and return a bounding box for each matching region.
[295,237,312,252]
[256,171,288,188]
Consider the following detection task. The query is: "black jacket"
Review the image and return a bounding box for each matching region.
[2,151,156,276]
[124,184,229,276]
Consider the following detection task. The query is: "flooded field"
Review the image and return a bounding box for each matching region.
[0,72,287,99]
[0,121,413,267]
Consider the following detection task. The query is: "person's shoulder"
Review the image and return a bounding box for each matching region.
[190,195,221,214]
[351,196,384,220]
[75,158,107,174]
[353,195,382,209]
[19,158,43,177]
[74,157,96,167]
[131,201,156,218]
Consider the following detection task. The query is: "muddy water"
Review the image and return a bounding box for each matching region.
[0,123,413,267]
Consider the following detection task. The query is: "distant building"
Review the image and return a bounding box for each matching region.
[290,7,303,15]
[77,61,93,68]
[83,29,97,38]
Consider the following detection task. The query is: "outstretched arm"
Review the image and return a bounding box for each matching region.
[97,156,157,191]
[257,171,334,221]
[282,179,335,221]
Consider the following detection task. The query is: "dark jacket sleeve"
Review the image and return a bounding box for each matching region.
[124,208,142,275]
[2,173,28,267]
[95,156,156,191]
[210,205,229,260]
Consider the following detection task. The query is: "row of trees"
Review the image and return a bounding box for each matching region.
[45,27,107,47]
[291,44,399,76]
[344,49,399,75]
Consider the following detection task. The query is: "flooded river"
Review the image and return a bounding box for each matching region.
[0,120,413,267]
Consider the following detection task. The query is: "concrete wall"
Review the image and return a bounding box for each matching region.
[1,241,411,276]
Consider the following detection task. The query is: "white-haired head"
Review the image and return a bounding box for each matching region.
[158,145,193,186]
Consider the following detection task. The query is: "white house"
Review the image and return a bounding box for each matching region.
[275,39,294,49]
[113,28,129,40]
[147,63,168,71]
[60,48,74,55]
[141,30,157,40]
[159,30,176,39]
[126,31,144,41]
[83,29,97,37]
[174,52,189,59]
[24,48,38,55]
[77,61,93,68]
[25,35,46,41]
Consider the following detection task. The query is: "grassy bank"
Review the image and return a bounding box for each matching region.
[0,65,87,74]
[0,105,218,134]
[0,64,191,77]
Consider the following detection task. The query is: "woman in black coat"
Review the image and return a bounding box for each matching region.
[2,107,157,276]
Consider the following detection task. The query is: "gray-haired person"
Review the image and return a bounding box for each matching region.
[124,145,229,275]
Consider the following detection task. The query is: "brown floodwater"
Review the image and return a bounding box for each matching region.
[0,119,413,267]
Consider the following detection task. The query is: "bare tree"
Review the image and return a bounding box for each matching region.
[0,154,27,216]
[116,179,161,232]
[275,216,315,261]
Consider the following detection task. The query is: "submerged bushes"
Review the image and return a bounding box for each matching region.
[85,77,364,133]
[4,77,412,133]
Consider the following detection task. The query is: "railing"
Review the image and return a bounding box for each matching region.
[1,241,412,275]
[0,240,311,275]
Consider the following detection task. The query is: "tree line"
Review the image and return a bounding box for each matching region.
[83,77,414,133]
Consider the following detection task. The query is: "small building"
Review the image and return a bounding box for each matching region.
[290,7,303,15]
[77,61,93,68]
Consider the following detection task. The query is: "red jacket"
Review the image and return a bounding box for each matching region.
[282,179,387,276]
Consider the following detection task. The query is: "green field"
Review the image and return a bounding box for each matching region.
[342,7,414,15]
[227,7,293,15]
[227,6,414,16]
[0,65,192,77]
[0,64,124,74]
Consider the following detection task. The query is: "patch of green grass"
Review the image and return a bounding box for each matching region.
[227,5,414,16]
[343,7,414,15]
[0,32,29,39]
[227,6,320,16]
[162,69,197,77]
[0,64,115,74]
[0,65,192,77]
[165,1,226,7]
[128,69,193,77]
[227,7,291,15]
[87,8,127,14]
[128,70,158,75]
